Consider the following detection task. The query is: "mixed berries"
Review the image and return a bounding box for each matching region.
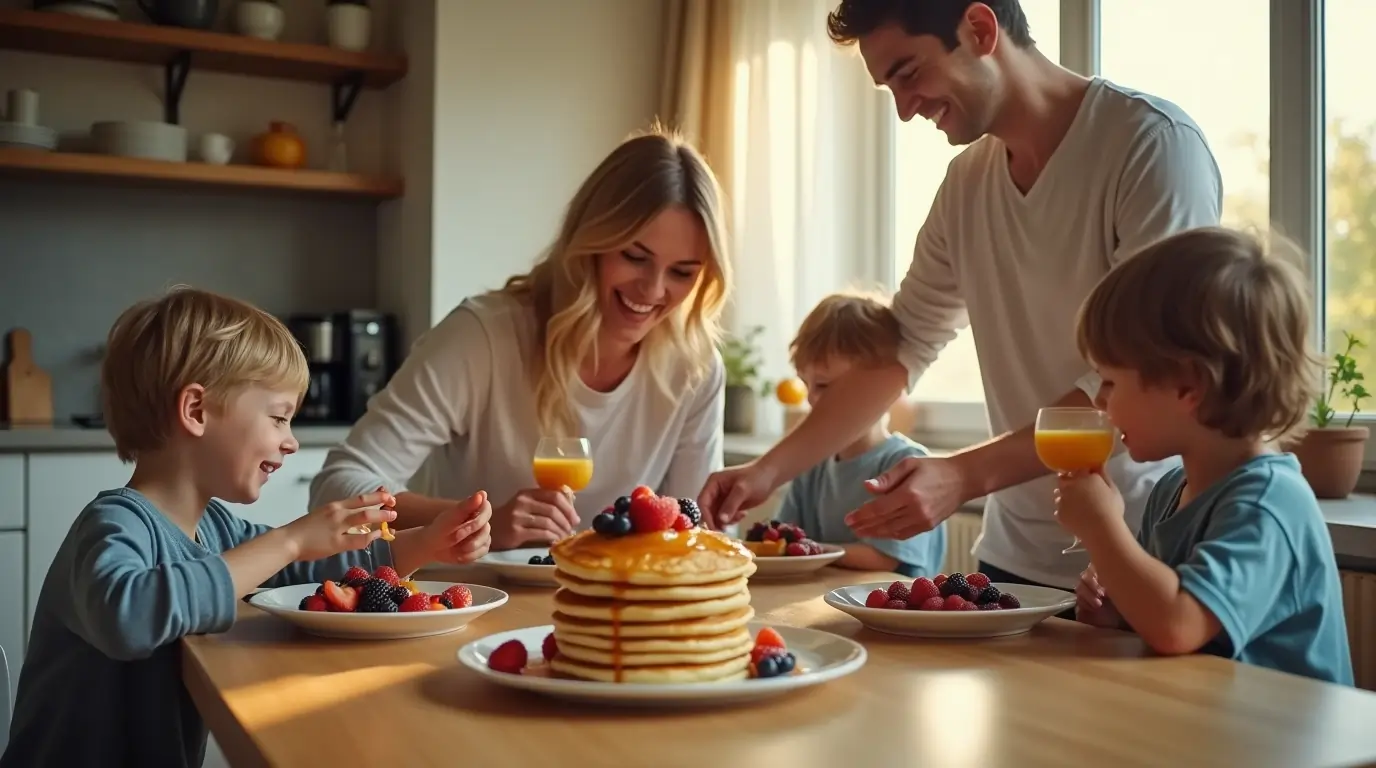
[297,566,475,613]
[748,626,797,679]
[527,554,556,565]
[743,520,825,557]
[862,572,1022,612]
[592,486,701,537]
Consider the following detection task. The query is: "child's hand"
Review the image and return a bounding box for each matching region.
[1075,563,1123,629]
[1054,467,1124,543]
[284,490,397,562]
[421,490,494,565]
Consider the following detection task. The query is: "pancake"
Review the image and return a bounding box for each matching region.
[553,571,752,601]
[554,633,754,667]
[550,528,755,586]
[553,626,752,653]
[551,606,755,638]
[553,586,751,622]
[551,654,751,684]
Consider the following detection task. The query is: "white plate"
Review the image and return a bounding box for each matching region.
[477,547,558,587]
[824,581,1075,638]
[747,544,845,579]
[249,581,508,640]
[457,620,867,707]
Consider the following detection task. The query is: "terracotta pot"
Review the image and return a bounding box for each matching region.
[1290,426,1369,499]
[252,121,306,169]
[724,385,756,434]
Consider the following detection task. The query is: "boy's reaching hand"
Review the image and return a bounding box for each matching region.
[284,490,397,562]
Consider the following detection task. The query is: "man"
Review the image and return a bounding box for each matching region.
[699,0,1223,590]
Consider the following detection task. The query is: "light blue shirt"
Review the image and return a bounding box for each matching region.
[777,434,945,578]
[1137,454,1352,685]
[2,488,394,768]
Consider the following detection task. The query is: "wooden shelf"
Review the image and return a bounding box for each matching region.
[0,147,403,200]
[0,8,406,88]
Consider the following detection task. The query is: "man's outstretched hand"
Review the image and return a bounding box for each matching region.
[697,459,781,530]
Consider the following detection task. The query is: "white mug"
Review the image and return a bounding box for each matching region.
[199,133,234,165]
[6,89,38,126]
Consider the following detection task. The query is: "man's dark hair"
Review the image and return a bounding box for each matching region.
[826,0,1036,50]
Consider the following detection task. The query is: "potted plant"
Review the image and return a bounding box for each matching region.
[719,325,767,434]
[326,0,370,51]
[1292,331,1371,498]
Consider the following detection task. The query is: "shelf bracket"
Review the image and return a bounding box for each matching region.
[332,71,366,124]
[164,51,191,125]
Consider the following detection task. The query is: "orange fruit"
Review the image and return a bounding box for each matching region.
[775,378,807,406]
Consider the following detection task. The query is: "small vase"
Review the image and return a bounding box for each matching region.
[252,121,306,169]
[234,0,284,40]
[326,3,371,51]
[723,385,757,435]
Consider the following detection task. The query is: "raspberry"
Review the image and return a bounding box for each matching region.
[998,593,1022,609]
[785,541,807,556]
[933,573,948,587]
[909,577,939,602]
[886,581,911,602]
[487,639,528,674]
[629,495,680,533]
[884,599,908,610]
[341,566,370,587]
[958,600,980,611]
[943,594,966,611]
[630,485,656,500]
[542,632,558,661]
[398,593,431,612]
[763,527,781,542]
[672,513,693,531]
[864,588,889,608]
[966,572,991,590]
[918,596,946,611]
[963,584,983,602]
[939,573,969,598]
[373,566,401,586]
[975,586,1001,605]
[443,585,474,608]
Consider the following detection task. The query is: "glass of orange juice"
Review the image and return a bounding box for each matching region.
[532,437,594,495]
[1034,407,1116,554]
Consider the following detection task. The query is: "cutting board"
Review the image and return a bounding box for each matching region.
[4,328,54,426]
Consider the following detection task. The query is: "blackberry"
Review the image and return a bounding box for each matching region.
[389,584,411,604]
[997,593,1021,610]
[298,596,312,610]
[745,522,768,542]
[939,573,969,598]
[975,585,1001,605]
[780,527,800,544]
[676,498,702,527]
[529,555,544,564]
[359,585,398,613]
[613,495,633,514]
[541,555,555,565]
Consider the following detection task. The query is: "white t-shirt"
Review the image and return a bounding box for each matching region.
[309,292,726,531]
[894,78,1224,588]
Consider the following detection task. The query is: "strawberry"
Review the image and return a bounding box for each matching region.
[864,588,889,608]
[443,585,474,608]
[373,566,401,586]
[630,485,656,501]
[884,599,908,610]
[755,627,786,648]
[672,513,693,531]
[785,542,808,556]
[322,581,359,612]
[542,632,558,661]
[302,594,329,612]
[918,596,946,611]
[942,594,966,611]
[398,593,431,612]
[341,566,370,587]
[488,639,528,674]
[966,572,991,590]
[628,495,679,533]
[910,577,941,603]
[934,573,948,587]
[887,581,911,602]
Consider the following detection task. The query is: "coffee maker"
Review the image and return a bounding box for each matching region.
[287,310,397,423]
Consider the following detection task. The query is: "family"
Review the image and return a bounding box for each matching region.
[0,1,1353,766]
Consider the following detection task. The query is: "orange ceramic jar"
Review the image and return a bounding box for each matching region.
[253,121,306,169]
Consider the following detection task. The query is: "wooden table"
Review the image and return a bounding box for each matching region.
[184,567,1376,767]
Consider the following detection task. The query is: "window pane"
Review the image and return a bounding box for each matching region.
[892,1,1060,404]
[1325,1,1376,384]
[1099,2,1270,236]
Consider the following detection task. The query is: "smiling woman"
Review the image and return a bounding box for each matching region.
[309,126,734,553]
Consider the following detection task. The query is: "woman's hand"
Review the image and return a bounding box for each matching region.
[490,488,580,550]
[283,490,397,562]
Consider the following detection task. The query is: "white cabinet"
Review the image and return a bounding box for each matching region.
[0,531,25,704]
[216,448,329,528]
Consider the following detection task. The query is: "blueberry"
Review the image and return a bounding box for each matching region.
[613,495,633,514]
[592,511,616,534]
[542,555,555,565]
[756,655,780,678]
[608,513,633,536]
[528,555,545,565]
[776,652,796,674]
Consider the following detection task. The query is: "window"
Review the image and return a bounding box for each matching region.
[1324,0,1376,385]
[890,0,1061,409]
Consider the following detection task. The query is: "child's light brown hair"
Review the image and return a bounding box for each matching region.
[789,291,902,371]
[101,286,309,462]
[1076,226,1319,441]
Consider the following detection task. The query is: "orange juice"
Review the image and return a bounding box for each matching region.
[1034,429,1114,472]
[533,457,594,491]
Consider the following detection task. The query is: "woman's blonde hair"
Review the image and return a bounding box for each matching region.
[1076,226,1319,442]
[502,124,732,436]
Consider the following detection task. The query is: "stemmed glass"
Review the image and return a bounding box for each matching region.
[1034,407,1116,554]
[532,437,594,497]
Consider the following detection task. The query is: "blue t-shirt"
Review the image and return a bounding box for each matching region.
[1,488,394,768]
[1137,453,1352,685]
[776,433,946,578]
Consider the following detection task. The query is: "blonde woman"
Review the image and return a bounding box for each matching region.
[309,127,731,551]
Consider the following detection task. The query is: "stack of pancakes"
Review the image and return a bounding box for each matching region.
[548,527,757,683]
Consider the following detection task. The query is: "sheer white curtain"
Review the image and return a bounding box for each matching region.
[726,0,887,424]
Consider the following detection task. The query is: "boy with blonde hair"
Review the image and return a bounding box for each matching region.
[768,293,946,577]
[2,287,494,767]
[1057,227,1352,684]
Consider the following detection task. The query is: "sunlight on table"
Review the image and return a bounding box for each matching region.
[225,663,434,728]
[917,672,994,766]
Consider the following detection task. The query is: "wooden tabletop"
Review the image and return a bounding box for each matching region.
[183,567,1376,768]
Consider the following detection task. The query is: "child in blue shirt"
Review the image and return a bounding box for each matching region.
[1,287,494,768]
[1056,227,1352,686]
[772,293,946,577]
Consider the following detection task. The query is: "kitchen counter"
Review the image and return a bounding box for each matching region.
[0,425,354,452]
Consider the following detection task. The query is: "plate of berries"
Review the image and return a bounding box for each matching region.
[823,571,1075,638]
[477,548,559,587]
[249,565,509,640]
[740,521,844,578]
[457,622,867,707]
